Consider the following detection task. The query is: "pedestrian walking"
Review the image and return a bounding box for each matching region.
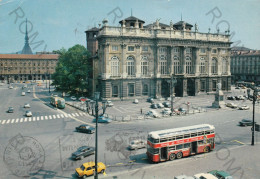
[140,108,143,114]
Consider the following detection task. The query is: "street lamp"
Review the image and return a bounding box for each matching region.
[94,92,107,179]
[170,76,177,114]
[49,74,51,93]
[90,100,95,116]
[251,90,258,146]
[86,99,90,114]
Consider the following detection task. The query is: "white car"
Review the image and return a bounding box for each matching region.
[24,103,30,108]
[146,110,159,118]
[25,111,32,117]
[27,90,31,93]
[162,108,172,115]
[157,103,164,108]
[238,105,250,110]
[106,101,113,107]
[133,99,139,104]
[71,96,77,101]
[128,139,146,150]
[9,86,13,89]
[226,103,238,108]
[194,173,218,179]
[21,92,26,96]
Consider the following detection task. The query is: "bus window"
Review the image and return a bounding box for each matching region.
[169,146,176,151]
[184,143,190,148]
[210,130,214,134]
[160,138,167,143]
[176,144,183,150]
[148,137,159,143]
[168,136,175,141]
[198,140,204,145]
[198,131,204,136]
[205,131,211,134]
[191,133,197,137]
[176,135,183,140]
[184,134,190,138]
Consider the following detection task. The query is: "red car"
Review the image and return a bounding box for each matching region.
[79,97,88,102]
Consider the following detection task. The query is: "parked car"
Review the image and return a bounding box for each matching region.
[194,173,218,179]
[238,105,250,110]
[162,101,170,107]
[151,103,158,109]
[27,90,31,93]
[162,108,172,116]
[93,116,112,123]
[146,110,159,118]
[106,100,113,107]
[178,107,187,113]
[9,86,13,89]
[71,96,77,101]
[79,97,88,102]
[227,96,235,100]
[133,99,139,104]
[71,146,95,160]
[239,119,255,126]
[75,124,95,134]
[8,107,14,113]
[128,139,146,150]
[75,161,106,178]
[147,97,154,103]
[24,103,30,108]
[157,103,164,108]
[208,170,233,179]
[25,110,32,117]
[21,92,26,96]
[226,103,238,108]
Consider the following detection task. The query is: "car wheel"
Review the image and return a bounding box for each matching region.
[169,153,176,161]
[100,169,105,174]
[176,152,182,159]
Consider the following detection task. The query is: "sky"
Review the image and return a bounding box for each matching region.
[0,0,260,54]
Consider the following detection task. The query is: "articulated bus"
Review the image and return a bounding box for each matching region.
[147,124,215,162]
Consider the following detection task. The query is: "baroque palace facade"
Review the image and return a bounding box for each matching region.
[86,16,232,99]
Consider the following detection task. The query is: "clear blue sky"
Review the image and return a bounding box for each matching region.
[0,0,260,53]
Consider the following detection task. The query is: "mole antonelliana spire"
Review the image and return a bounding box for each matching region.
[21,18,33,54]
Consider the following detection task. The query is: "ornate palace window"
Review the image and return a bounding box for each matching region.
[141,56,149,76]
[128,83,135,96]
[126,56,135,76]
[222,58,227,74]
[159,55,167,75]
[185,56,192,74]
[111,56,119,76]
[142,84,148,95]
[173,56,180,74]
[200,57,206,74]
[212,57,217,74]
[112,85,118,97]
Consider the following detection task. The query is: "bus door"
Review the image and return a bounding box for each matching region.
[191,141,197,154]
[160,147,167,160]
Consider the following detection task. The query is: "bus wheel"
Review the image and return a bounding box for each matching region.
[204,146,210,153]
[169,153,176,161]
[176,152,182,159]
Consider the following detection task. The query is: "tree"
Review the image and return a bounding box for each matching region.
[52,45,92,96]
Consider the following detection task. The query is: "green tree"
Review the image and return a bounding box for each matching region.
[52,45,92,96]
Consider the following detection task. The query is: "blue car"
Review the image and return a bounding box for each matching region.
[93,116,112,123]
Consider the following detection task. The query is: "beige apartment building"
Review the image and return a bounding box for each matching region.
[86,16,232,99]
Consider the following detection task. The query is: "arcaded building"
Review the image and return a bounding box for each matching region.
[86,16,232,99]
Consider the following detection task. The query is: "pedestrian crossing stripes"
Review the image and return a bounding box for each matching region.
[0,112,89,125]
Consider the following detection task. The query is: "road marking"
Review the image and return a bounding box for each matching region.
[57,114,60,118]
[68,114,72,117]
[33,117,36,121]
[29,118,32,122]
[113,106,124,113]
[24,118,27,122]
[2,120,6,124]
[6,119,10,124]
[64,114,67,117]
[11,119,15,123]
[16,118,19,123]
[232,140,245,145]
[20,118,23,122]
[71,113,75,117]
[116,163,124,165]
[41,116,44,120]
[49,115,52,119]
[75,113,79,117]
[53,115,56,119]
[79,113,83,116]
[45,116,48,120]
[37,117,39,121]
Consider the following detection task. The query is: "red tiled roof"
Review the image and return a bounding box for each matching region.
[0,54,59,59]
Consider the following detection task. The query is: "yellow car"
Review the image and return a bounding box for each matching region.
[75,161,106,178]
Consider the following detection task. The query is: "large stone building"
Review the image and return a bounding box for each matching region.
[86,16,232,99]
[0,19,58,83]
[231,47,260,85]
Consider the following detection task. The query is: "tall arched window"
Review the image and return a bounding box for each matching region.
[185,56,192,74]
[200,57,206,74]
[159,55,167,75]
[212,57,217,74]
[173,56,180,74]
[141,56,149,76]
[126,56,135,76]
[142,84,148,95]
[222,58,227,74]
[111,56,119,76]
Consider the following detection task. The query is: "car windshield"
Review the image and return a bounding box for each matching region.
[80,165,85,171]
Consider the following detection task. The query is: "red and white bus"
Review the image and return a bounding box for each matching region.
[147,124,215,162]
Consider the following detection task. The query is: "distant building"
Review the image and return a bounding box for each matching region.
[0,19,58,83]
[231,47,260,85]
[85,16,232,99]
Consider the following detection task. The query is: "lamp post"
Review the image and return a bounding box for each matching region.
[169,76,177,114]
[94,92,107,179]
[251,90,257,146]
[90,100,95,116]
[86,99,90,114]
[49,74,51,93]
